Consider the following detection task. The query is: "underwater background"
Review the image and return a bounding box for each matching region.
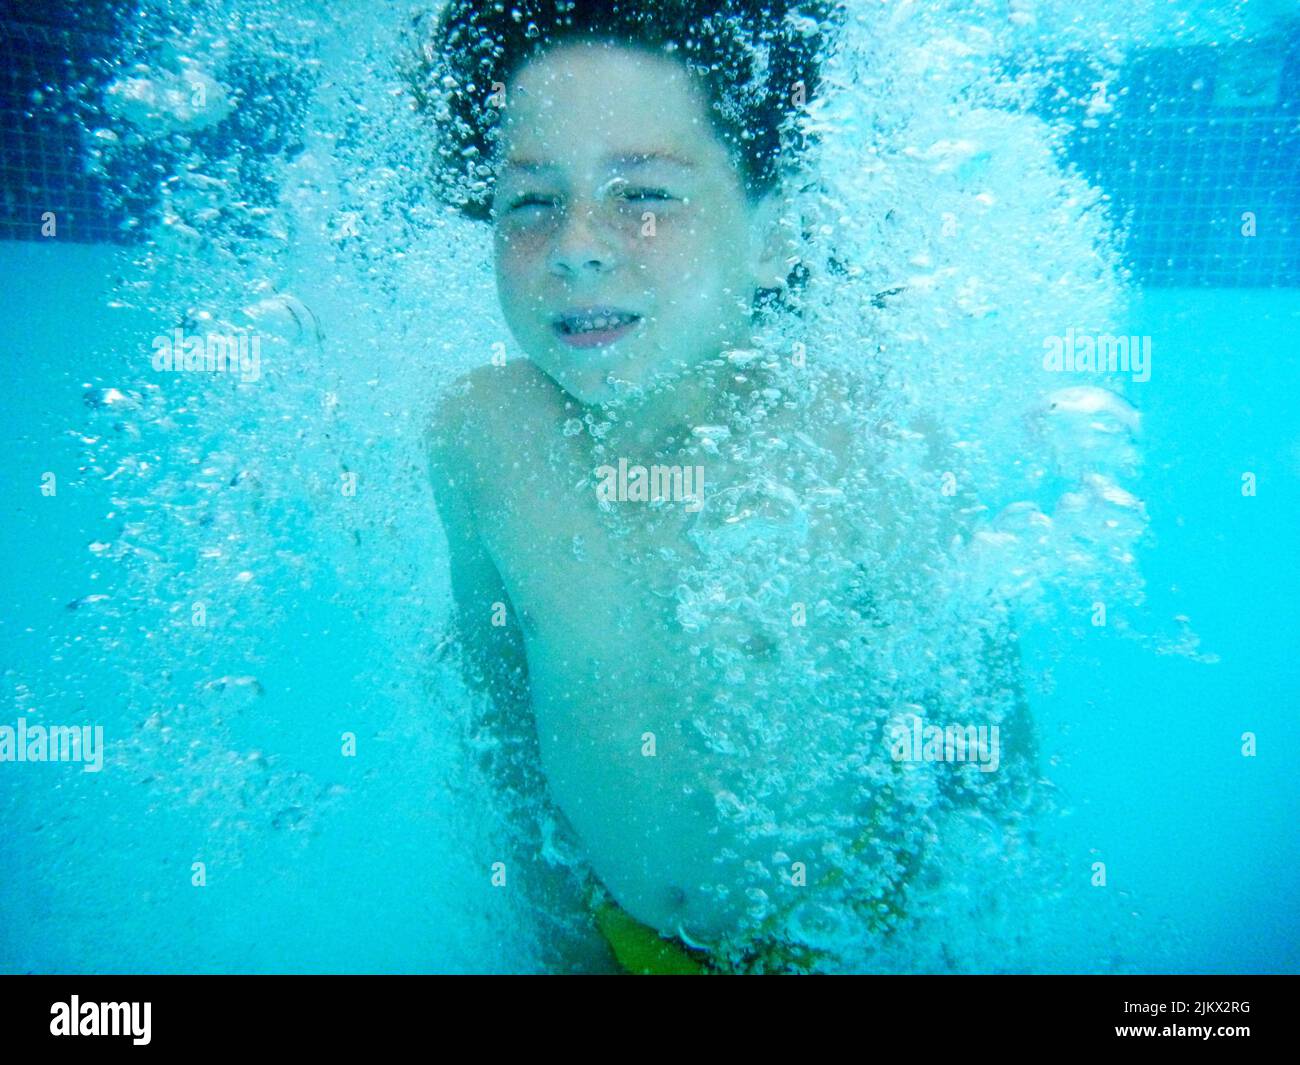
[1,0,1296,973]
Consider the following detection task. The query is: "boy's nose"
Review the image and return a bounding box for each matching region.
[548,204,618,277]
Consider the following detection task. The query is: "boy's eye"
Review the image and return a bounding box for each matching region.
[504,193,560,213]
[615,187,676,203]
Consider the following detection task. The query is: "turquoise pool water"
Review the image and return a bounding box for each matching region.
[1,1,1297,974]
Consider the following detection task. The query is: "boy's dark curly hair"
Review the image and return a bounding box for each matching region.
[405,0,843,221]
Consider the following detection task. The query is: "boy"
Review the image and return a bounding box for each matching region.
[417,0,1031,973]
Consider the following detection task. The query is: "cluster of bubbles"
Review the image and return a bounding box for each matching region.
[72,0,525,968]
[672,0,1285,972]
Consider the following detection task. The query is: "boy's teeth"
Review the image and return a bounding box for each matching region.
[566,312,634,333]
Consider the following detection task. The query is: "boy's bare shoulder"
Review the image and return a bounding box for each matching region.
[428,359,556,473]
[790,365,949,474]
[767,363,873,477]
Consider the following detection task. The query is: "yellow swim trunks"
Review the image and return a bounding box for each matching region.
[590,892,713,975]
[588,886,828,975]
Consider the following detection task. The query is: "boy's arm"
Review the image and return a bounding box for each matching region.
[426,412,534,780]
[425,402,618,972]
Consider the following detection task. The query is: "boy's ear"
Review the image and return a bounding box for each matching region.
[747,191,797,291]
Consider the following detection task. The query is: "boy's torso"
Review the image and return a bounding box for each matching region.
[449,359,914,948]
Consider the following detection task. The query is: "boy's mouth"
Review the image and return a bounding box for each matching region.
[553,307,642,349]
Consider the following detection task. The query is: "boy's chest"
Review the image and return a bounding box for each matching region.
[471,439,866,701]
[477,453,702,659]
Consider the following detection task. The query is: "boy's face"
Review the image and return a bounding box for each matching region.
[491,41,780,407]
